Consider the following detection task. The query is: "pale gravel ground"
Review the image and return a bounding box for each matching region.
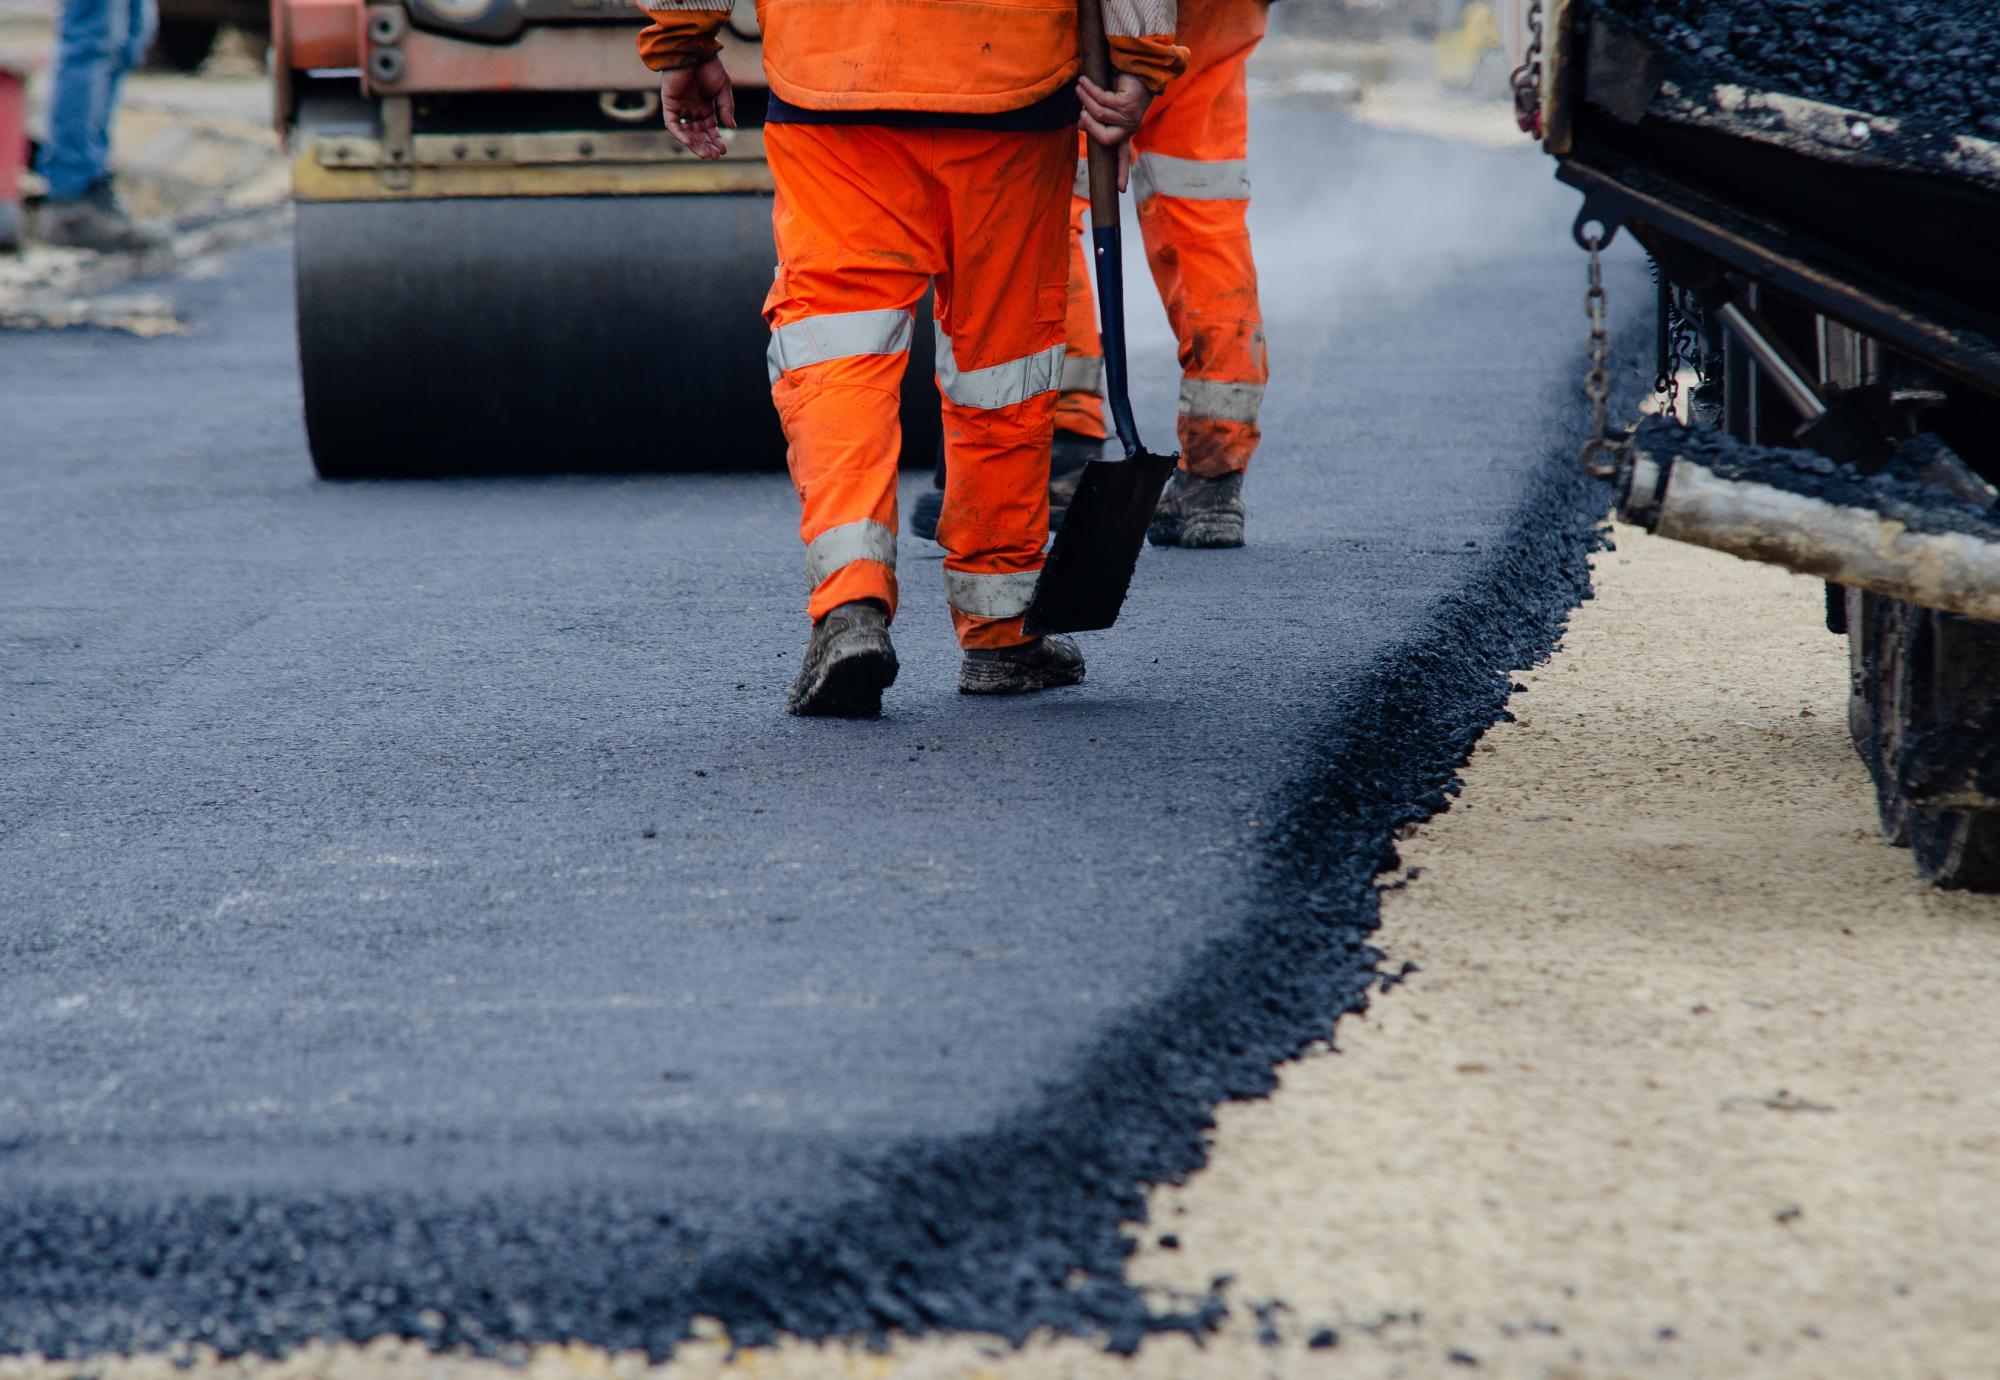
[11,532,1997,1378]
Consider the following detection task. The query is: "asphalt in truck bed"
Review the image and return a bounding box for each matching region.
[0,110,1645,1357]
[1593,0,2000,136]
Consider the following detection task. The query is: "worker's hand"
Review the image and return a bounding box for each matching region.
[661,55,736,160]
[1078,72,1151,149]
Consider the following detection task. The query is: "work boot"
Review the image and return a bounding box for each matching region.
[1049,428,1102,530]
[788,600,899,717]
[958,634,1085,696]
[31,182,169,254]
[1148,470,1246,549]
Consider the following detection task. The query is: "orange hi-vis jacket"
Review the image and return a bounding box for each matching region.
[635,1,1185,106]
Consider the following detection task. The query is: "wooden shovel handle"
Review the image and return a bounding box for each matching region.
[1076,0,1120,229]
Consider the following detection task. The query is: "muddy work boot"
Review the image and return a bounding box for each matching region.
[958,634,1086,696]
[31,183,170,254]
[788,601,899,717]
[1148,470,1246,549]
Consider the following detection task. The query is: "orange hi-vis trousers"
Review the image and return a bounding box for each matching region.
[1055,0,1269,478]
[765,123,1073,651]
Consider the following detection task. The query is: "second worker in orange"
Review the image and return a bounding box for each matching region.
[639,0,1187,716]
[1059,0,1270,550]
[910,0,1271,551]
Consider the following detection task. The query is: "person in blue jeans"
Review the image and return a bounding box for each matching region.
[33,0,168,251]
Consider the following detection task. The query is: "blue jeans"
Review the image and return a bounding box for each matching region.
[36,0,157,200]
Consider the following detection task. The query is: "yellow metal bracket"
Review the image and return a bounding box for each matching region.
[294,127,773,201]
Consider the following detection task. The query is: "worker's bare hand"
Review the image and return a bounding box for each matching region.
[1078,73,1151,149]
[661,55,736,160]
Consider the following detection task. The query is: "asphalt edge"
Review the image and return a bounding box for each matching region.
[0,305,1652,1365]
[634,306,1655,1353]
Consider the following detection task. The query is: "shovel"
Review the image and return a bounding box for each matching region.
[1022,0,1179,636]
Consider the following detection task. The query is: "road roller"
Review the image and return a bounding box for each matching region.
[274,0,938,478]
[1505,0,2000,886]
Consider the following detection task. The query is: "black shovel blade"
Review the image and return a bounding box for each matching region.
[1023,449,1178,635]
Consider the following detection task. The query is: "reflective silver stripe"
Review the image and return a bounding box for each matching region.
[934,324,1065,411]
[767,309,913,384]
[639,1,730,10]
[1072,157,1089,198]
[944,568,1040,619]
[1132,153,1251,204]
[1103,0,1173,37]
[804,519,896,590]
[1179,377,1265,424]
[1061,353,1103,394]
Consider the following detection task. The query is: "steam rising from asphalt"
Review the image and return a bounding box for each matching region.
[1110,102,1578,352]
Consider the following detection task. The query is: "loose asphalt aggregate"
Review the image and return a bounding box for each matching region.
[1593,0,2000,135]
[0,109,1649,1358]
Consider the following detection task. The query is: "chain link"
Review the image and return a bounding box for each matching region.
[1579,229,1620,478]
[1657,321,1681,422]
[1671,291,1705,388]
[1653,285,1708,423]
[1510,0,1544,137]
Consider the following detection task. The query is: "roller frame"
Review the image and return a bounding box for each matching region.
[282,1,943,479]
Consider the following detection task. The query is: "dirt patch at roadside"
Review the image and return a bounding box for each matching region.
[0,19,286,328]
[1099,526,2000,1375]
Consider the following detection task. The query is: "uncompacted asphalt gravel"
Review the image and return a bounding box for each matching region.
[1593,0,2000,135]
[0,111,1649,1358]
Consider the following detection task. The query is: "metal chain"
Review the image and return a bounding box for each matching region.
[1671,288,1706,389]
[1653,285,1708,423]
[1579,230,1619,478]
[1657,310,1681,422]
[1653,266,1675,408]
[1511,0,1545,137]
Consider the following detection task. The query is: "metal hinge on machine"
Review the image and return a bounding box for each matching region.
[379,95,413,192]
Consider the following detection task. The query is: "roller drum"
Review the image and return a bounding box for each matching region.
[295,194,941,478]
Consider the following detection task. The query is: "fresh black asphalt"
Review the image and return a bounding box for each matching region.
[0,110,1649,1357]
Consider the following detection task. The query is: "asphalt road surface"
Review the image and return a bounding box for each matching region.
[0,111,1647,1358]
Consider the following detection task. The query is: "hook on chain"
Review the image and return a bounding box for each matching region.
[1510,0,1545,138]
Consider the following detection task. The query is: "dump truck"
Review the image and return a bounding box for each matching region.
[271,0,938,478]
[1503,0,2000,887]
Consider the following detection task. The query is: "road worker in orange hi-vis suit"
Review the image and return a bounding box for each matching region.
[1070,0,1269,549]
[911,0,1268,550]
[639,2,1186,717]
